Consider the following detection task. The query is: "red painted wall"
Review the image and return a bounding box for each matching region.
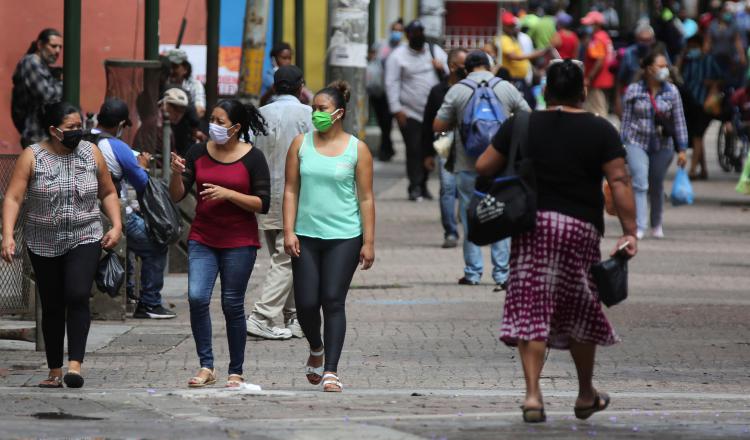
[445,1,499,28]
[0,0,207,152]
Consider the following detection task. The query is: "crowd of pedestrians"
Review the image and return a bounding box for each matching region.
[4,0,748,423]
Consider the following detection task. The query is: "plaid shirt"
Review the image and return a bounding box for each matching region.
[621,81,688,152]
[11,54,63,144]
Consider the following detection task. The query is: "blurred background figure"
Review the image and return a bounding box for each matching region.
[11,28,63,147]
[167,48,206,118]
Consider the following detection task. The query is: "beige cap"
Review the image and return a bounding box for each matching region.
[161,88,189,107]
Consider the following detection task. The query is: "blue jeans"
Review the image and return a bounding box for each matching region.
[439,157,459,239]
[188,240,257,375]
[125,213,168,307]
[456,171,511,284]
[626,144,674,231]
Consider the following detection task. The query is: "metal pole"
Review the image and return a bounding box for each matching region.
[144,0,160,60]
[326,0,369,139]
[162,110,172,183]
[62,0,81,106]
[294,0,305,71]
[368,0,376,48]
[206,0,220,109]
[273,0,284,47]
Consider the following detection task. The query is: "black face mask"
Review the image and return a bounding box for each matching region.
[56,129,83,150]
[455,67,468,80]
[409,35,426,50]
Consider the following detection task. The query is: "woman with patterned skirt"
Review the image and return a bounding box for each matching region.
[476,60,638,423]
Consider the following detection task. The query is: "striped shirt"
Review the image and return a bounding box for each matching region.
[25,142,103,257]
[621,81,689,152]
[681,53,722,105]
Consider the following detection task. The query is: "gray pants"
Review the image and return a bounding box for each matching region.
[250,229,296,326]
[626,144,674,231]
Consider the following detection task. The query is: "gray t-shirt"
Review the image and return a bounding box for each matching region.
[436,71,530,172]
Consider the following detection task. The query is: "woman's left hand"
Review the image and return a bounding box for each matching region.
[359,243,375,270]
[101,227,122,250]
[677,151,687,168]
[200,183,234,201]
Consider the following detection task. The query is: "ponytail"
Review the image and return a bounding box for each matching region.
[27,28,62,55]
[215,99,268,142]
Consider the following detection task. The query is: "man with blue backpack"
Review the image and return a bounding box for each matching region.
[89,98,176,319]
[433,51,530,291]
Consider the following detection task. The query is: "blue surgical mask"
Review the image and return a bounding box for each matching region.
[687,48,702,59]
[389,31,403,46]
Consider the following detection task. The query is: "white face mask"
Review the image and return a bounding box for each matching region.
[656,67,670,83]
[209,122,237,145]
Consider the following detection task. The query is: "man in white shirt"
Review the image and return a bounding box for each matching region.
[385,20,448,201]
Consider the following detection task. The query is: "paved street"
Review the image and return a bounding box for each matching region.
[1,123,750,439]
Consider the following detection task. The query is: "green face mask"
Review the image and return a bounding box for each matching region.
[312,109,341,132]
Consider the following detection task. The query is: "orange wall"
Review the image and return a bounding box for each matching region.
[0,0,207,152]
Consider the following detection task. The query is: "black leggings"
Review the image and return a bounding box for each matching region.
[292,235,361,372]
[28,242,101,369]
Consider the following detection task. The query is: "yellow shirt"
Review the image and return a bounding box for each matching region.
[500,35,530,80]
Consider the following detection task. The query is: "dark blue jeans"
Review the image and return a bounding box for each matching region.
[125,213,168,307]
[188,240,257,375]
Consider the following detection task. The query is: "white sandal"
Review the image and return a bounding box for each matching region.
[305,348,325,385]
[187,367,216,388]
[225,374,244,388]
[322,373,343,392]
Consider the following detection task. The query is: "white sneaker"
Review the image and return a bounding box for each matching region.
[285,318,304,338]
[246,316,292,340]
[651,225,664,239]
[636,230,645,240]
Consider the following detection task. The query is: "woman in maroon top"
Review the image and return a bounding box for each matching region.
[169,99,270,388]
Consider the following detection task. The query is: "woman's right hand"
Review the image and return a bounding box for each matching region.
[170,152,186,175]
[1,236,16,263]
[284,232,301,258]
[612,235,638,259]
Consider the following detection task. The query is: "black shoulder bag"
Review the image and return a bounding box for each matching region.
[467,111,537,246]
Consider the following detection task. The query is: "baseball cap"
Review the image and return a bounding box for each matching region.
[274,65,304,89]
[161,88,189,107]
[405,19,425,33]
[556,11,574,27]
[167,48,188,64]
[581,11,605,26]
[502,12,518,27]
[98,98,132,127]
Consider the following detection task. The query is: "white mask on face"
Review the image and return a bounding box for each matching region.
[656,67,670,83]
[209,123,237,144]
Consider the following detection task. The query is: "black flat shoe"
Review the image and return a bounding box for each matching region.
[63,371,84,388]
[522,406,547,423]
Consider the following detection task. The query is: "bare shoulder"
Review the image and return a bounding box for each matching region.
[356,140,373,162]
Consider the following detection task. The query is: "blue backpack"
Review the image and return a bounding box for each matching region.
[459,77,507,157]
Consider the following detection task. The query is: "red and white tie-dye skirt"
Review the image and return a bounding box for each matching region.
[500,211,619,349]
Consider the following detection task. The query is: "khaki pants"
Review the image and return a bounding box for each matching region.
[583,88,609,117]
[250,229,295,326]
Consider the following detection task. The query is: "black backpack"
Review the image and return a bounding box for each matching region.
[467,111,537,245]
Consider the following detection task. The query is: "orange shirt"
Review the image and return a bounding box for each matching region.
[584,30,614,89]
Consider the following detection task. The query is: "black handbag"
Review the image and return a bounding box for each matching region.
[591,255,628,307]
[467,111,536,246]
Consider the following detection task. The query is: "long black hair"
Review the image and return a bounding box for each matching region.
[41,101,81,129]
[215,99,268,141]
[27,28,61,55]
[314,80,352,119]
[544,60,585,106]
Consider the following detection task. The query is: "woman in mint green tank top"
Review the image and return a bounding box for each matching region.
[283,81,375,392]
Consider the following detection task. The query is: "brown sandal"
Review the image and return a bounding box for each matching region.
[188,368,216,388]
[225,374,244,388]
[39,375,63,388]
